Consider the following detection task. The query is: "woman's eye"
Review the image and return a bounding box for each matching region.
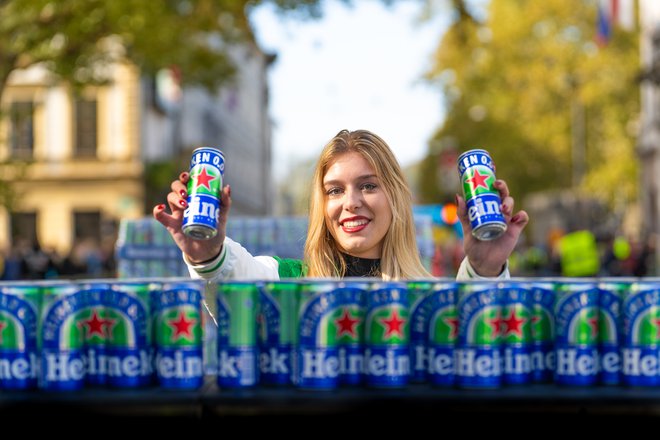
[326,187,342,196]
[362,183,377,191]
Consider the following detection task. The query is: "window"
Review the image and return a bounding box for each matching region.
[74,211,101,242]
[9,101,34,159]
[74,98,97,158]
[11,212,37,246]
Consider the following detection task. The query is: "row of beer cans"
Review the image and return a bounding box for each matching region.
[2,276,660,391]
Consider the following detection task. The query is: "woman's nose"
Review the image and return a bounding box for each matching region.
[344,187,363,210]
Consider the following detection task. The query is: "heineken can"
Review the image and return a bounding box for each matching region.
[0,282,41,390]
[529,279,556,383]
[365,281,409,388]
[74,280,113,387]
[182,147,225,240]
[152,281,204,389]
[554,278,599,386]
[457,149,507,241]
[407,280,434,383]
[216,281,259,388]
[455,281,502,389]
[598,277,632,385]
[40,281,86,391]
[425,280,459,387]
[335,278,369,386]
[293,279,343,390]
[107,280,154,388]
[258,280,300,386]
[621,279,660,387]
[500,279,533,385]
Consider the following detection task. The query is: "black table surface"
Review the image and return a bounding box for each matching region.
[4,378,660,426]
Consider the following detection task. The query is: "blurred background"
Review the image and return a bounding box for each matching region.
[0,0,654,280]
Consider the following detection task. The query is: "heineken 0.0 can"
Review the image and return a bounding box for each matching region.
[457,149,507,241]
[182,147,225,240]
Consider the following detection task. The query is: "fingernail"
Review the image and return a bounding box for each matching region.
[511,214,520,223]
[180,172,189,180]
[454,194,459,205]
[179,200,187,207]
[180,190,186,198]
[157,204,165,211]
[228,185,232,197]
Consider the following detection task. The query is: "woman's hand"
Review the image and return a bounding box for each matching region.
[457,179,529,277]
[152,171,231,264]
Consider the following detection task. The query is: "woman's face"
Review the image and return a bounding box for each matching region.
[323,151,392,259]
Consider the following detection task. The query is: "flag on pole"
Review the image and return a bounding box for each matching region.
[596,0,636,47]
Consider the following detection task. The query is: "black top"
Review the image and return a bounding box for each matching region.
[342,253,381,277]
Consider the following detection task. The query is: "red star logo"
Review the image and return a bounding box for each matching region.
[168,311,197,341]
[486,311,502,338]
[379,309,406,339]
[78,310,107,339]
[467,169,490,191]
[443,316,459,339]
[0,321,6,343]
[335,308,360,338]
[502,309,527,337]
[194,168,216,190]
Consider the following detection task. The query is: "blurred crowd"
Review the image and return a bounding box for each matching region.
[0,238,116,281]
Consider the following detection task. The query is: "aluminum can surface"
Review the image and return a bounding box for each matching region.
[40,281,86,391]
[0,282,41,390]
[335,278,369,386]
[182,147,225,240]
[216,281,259,388]
[293,279,344,390]
[598,278,633,385]
[621,279,660,387]
[457,149,507,240]
[152,281,204,389]
[500,279,533,385]
[258,280,299,386]
[455,281,502,389]
[554,278,599,386]
[365,282,409,388]
[529,279,556,383]
[424,280,458,387]
[106,280,154,388]
[407,280,434,383]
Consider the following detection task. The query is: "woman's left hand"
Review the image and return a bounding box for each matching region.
[457,179,529,277]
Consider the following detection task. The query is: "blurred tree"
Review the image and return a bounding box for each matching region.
[0,0,352,210]
[0,0,344,104]
[419,0,640,211]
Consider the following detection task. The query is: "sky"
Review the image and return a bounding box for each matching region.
[250,0,453,181]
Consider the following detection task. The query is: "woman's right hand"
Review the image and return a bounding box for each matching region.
[153,171,231,264]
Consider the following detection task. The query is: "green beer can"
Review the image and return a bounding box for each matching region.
[216,281,259,388]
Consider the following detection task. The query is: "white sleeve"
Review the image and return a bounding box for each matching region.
[184,237,280,282]
[456,257,510,280]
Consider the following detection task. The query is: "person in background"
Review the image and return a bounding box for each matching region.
[154,129,528,281]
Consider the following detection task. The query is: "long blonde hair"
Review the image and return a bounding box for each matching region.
[304,129,431,280]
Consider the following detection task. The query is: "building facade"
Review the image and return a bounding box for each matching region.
[0,43,273,260]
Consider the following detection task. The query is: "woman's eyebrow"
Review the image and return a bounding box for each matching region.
[323,174,378,186]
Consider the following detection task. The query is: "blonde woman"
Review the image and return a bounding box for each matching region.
[153,129,528,281]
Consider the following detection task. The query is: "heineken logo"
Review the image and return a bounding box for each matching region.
[192,167,217,190]
[466,168,492,191]
[501,308,528,340]
[76,309,117,342]
[379,308,406,340]
[334,308,360,339]
[622,348,660,377]
[455,348,501,378]
[467,195,502,223]
[0,353,38,381]
[167,311,197,342]
[260,347,289,375]
[556,347,598,377]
